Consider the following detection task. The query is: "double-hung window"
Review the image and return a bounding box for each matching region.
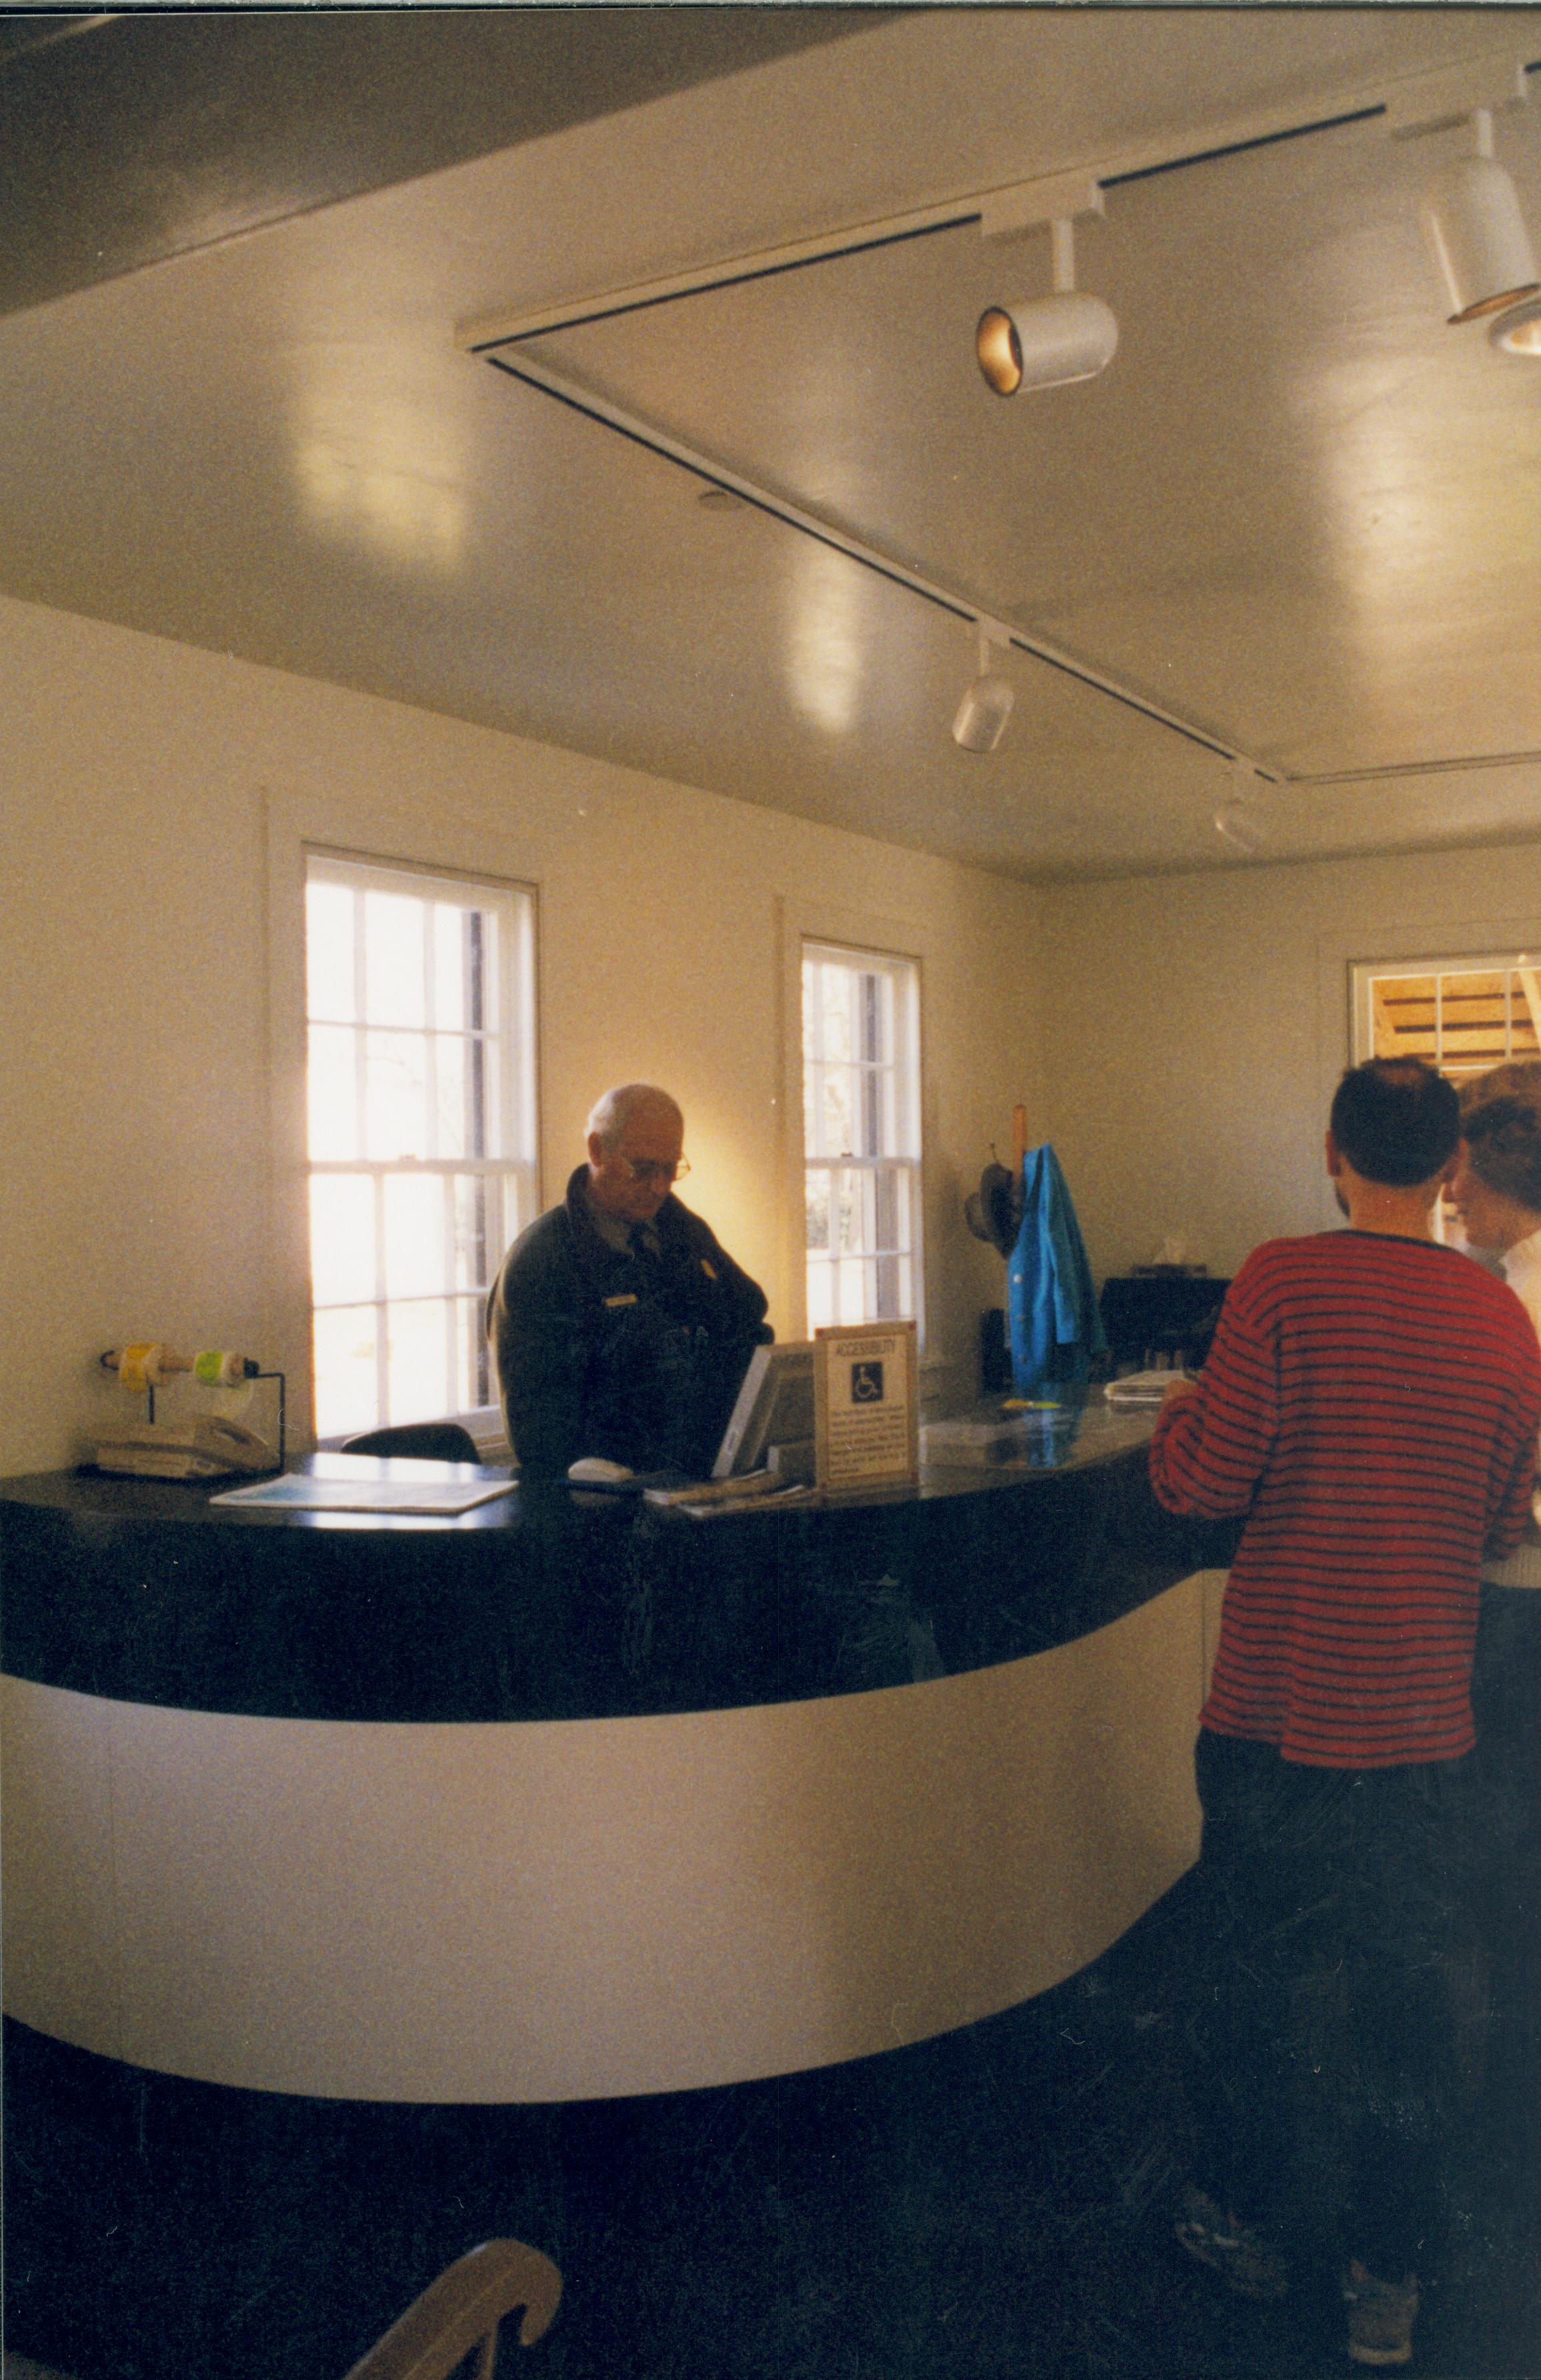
[305,853,537,1440]
[802,941,922,1329]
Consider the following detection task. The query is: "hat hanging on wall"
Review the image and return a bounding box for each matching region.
[964,1155,1024,1257]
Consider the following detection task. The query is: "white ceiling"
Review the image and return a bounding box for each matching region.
[5,8,1541,881]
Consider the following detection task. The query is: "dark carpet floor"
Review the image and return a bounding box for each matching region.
[6,1876,1539,2380]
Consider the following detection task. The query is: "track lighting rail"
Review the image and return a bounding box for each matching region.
[457,51,1540,353]
[464,40,1541,790]
[483,344,1274,775]
[1290,748,1541,788]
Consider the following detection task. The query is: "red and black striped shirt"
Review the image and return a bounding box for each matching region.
[1150,1231,1541,1767]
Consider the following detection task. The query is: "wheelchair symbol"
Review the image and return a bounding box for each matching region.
[850,1361,885,1403]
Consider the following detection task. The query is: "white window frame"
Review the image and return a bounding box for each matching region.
[801,938,923,1335]
[1351,949,1541,1078]
[303,849,538,1443]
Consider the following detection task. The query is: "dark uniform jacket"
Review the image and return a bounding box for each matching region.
[487,1166,771,1477]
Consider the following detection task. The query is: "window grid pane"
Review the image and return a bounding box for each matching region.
[802,942,921,1333]
[306,860,536,1439]
[1362,958,1541,1079]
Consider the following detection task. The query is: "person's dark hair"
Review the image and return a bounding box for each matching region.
[1458,1061,1541,1213]
[1329,1058,1460,1187]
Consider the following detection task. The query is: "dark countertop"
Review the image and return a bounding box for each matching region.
[0,1402,1236,1724]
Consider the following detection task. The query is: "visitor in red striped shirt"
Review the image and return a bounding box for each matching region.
[1150,1057,1541,2367]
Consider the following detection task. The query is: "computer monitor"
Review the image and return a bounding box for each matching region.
[712,1341,816,1478]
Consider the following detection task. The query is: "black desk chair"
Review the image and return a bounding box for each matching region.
[341,2240,562,2380]
[340,1423,482,1464]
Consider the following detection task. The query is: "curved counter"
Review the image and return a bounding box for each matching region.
[1,1407,1230,2102]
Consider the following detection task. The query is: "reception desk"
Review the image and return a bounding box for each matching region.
[1,1406,1230,2105]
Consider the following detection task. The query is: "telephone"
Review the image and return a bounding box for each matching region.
[93,1416,278,1481]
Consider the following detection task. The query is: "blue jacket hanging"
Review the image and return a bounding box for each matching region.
[1008,1144,1108,1397]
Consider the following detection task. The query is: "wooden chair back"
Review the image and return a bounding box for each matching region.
[341,2240,562,2380]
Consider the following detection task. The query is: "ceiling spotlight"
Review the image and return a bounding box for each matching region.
[978,216,1118,397]
[952,626,1015,753]
[1420,110,1539,323]
[1214,800,1266,855]
[1214,759,1271,853]
[1490,293,1541,355]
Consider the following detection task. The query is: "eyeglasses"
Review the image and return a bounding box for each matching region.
[619,1155,690,1186]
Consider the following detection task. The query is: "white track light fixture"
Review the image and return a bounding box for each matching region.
[1491,293,1541,355]
[978,213,1118,397]
[1420,109,1539,323]
[1214,800,1266,855]
[952,625,1015,753]
[1214,762,1269,855]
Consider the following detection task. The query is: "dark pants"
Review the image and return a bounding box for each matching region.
[1470,1587,1541,2183]
[1188,1729,1474,2278]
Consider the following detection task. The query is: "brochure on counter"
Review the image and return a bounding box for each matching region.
[211,1469,513,1515]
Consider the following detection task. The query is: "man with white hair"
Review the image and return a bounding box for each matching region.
[488,1083,769,1478]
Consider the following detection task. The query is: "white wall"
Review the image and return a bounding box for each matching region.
[0,593,1042,1475]
[12,584,1537,1479]
[1040,845,1541,1283]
